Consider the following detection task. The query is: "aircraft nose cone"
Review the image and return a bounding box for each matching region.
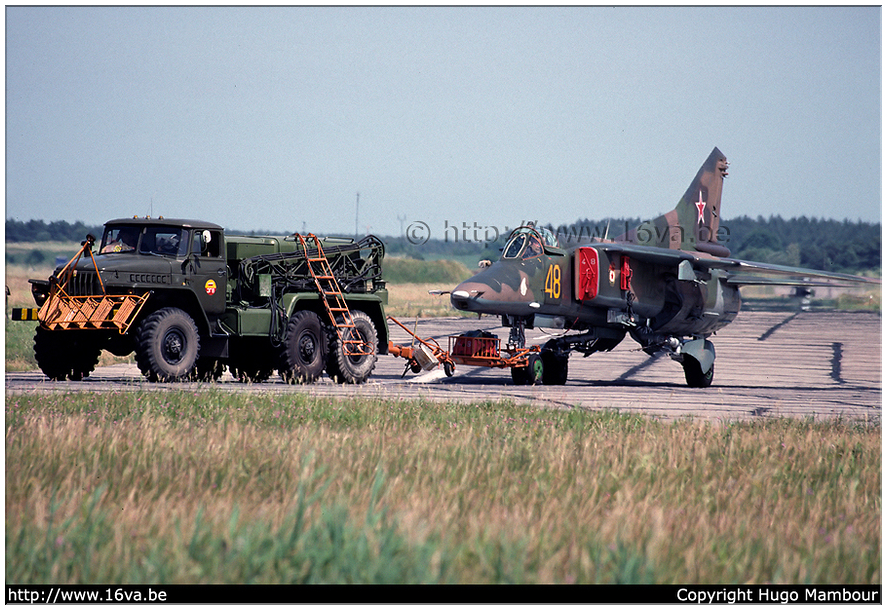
[448,264,539,317]
[449,280,486,312]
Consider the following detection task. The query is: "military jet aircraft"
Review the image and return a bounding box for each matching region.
[448,147,880,387]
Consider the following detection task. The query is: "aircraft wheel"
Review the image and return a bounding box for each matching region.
[541,340,569,385]
[512,353,544,386]
[683,358,714,388]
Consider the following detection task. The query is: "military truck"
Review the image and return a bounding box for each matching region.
[16,216,389,384]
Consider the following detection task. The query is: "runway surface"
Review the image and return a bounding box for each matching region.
[5,311,881,422]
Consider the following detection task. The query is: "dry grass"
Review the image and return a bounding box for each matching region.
[385,283,472,318]
[5,266,46,371]
[5,265,52,308]
[6,391,880,584]
[740,283,881,312]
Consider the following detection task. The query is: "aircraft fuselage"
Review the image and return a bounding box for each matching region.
[450,238,741,341]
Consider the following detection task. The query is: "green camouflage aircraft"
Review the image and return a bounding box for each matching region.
[449,147,880,387]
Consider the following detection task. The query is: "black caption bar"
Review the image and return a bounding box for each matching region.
[7,586,168,604]
[6,584,882,604]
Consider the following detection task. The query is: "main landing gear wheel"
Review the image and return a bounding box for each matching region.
[683,359,714,388]
[541,339,569,385]
[135,307,200,382]
[279,310,326,384]
[512,353,544,386]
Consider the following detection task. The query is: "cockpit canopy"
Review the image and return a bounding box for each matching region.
[501,225,559,260]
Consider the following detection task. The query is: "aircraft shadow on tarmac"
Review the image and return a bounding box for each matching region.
[403,367,873,393]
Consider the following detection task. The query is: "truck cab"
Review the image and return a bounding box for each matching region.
[95,217,227,317]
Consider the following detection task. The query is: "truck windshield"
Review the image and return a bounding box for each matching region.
[140,227,188,256]
[100,226,140,254]
[100,225,189,257]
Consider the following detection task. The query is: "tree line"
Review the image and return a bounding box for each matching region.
[6,215,881,275]
[386,214,881,275]
[717,215,880,274]
[6,219,103,243]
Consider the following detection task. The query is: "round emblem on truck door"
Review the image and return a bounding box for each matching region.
[205,279,217,295]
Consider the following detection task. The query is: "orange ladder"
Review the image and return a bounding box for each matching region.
[295,234,370,356]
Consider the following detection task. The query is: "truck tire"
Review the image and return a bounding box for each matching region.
[326,310,378,384]
[279,310,326,383]
[135,307,200,382]
[34,327,101,381]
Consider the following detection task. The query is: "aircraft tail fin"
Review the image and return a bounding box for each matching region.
[621,147,731,256]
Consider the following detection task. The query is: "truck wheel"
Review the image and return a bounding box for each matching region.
[135,307,200,382]
[68,341,102,381]
[279,310,326,383]
[34,327,101,381]
[326,311,378,384]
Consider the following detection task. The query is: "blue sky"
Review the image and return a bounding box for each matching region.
[5,6,881,240]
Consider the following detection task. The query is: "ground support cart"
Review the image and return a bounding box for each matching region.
[387,316,545,385]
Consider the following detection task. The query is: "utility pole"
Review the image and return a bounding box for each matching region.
[355,192,360,239]
[397,214,407,237]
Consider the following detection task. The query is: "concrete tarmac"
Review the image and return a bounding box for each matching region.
[6,310,881,422]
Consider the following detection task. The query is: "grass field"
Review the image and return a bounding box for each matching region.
[5,390,880,584]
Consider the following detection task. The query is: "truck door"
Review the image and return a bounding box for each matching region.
[187,229,227,316]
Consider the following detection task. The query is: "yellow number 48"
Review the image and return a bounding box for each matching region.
[544,264,561,300]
